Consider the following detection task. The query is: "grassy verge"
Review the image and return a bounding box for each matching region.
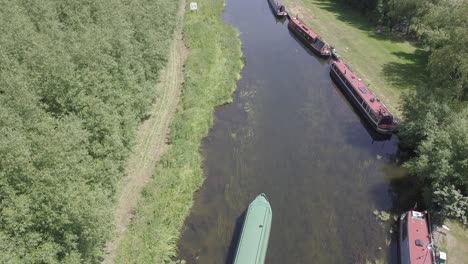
[438,220,468,263]
[284,0,428,115]
[102,0,187,262]
[114,0,243,262]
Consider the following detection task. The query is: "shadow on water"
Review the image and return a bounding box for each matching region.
[225,210,246,264]
[328,73,395,143]
[287,29,330,62]
[382,50,429,90]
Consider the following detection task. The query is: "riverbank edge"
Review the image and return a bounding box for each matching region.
[284,0,427,116]
[101,0,187,262]
[114,0,243,262]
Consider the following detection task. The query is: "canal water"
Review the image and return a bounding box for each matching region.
[177,0,407,263]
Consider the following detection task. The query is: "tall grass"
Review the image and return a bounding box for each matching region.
[115,0,243,262]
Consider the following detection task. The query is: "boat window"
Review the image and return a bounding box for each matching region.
[344,79,350,88]
[314,39,325,50]
[350,87,363,103]
[379,116,393,125]
[362,102,369,110]
[358,86,368,94]
[370,110,378,122]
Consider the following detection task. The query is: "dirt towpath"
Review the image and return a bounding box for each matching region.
[101,1,187,262]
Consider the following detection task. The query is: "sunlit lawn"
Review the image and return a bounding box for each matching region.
[285,0,429,115]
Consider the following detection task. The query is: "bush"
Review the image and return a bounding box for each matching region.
[433,185,468,225]
[0,0,178,262]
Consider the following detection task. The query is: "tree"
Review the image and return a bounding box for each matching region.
[422,0,468,100]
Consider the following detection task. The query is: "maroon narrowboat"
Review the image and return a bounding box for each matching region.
[288,16,331,58]
[267,0,287,18]
[330,60,396,134]
[399,211,436,264]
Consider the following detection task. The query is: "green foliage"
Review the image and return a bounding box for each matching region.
[422,0,468,100]
[0,0,178,262]
[115,0,243,262]
[337,0,379,14]
[381,0,432,33]
[373,210,391,222]
[396,0,468,225]
[405,106,468,191]
[433,185,468,225]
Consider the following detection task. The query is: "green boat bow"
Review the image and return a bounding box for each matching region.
[234,193,272,264]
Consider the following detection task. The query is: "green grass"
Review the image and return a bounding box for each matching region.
[443,220,468,263]
[114,0,243,263]
[285,0,429,115]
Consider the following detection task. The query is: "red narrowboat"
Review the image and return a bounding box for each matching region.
[399,211,436,264]
[288,16,331,58]
[330,60,396,134]
[267,0,287,18]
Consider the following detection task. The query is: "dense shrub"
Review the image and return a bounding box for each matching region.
[399,0,468,224]
[433,185,468,225]
[0,0,178,262]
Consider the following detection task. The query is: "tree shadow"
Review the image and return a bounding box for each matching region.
[382,49,429,91]
[225,210,247,264]
[312,0,410,44]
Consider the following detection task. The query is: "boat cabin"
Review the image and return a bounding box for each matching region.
[330,60,395,134]
[288,17,331,57]
[399,211,435,264]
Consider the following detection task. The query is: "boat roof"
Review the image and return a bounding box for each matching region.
[407,211,433,264]
[332,60,392,117]
[234,194,272,264]
[290,17,319,40]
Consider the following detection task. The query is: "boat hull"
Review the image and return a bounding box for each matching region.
[330,67,393,135]
[288,21,330,58]
[267,0,287,18]
[234,194,272,264]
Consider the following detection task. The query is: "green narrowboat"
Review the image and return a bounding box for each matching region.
[233,193,272,264]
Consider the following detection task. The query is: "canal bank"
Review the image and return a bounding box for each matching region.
[283,0,428,115]
[176,0,404,263]
[114,0,243,262]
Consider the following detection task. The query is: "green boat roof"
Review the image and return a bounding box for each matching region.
[234,194,272,264]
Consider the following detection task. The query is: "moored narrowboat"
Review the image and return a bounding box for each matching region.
[234,194,272,264]
[399,211,436,264]
[288,16,331,58]
[330,60,396,134]
[267,0,287,18]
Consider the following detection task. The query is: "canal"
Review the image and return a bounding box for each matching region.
[178,0,406,263]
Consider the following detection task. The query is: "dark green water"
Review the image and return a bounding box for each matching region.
[177,0,408,263]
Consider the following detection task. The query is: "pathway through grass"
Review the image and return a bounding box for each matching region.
[285,0,428,115]
[102,1,187,262]
[114,0,243,262]
[437,220,468,264]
